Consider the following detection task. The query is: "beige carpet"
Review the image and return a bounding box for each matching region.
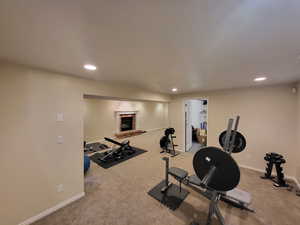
[33,131,300,225]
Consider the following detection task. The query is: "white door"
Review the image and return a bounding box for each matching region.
[185,101,192,151]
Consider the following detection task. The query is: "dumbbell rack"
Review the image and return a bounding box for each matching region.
[261,152,289,188]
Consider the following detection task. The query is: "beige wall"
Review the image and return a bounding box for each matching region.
[84,98,169,142]
[170,85,298,178]
[0,62,170,225]
[2,59,299,225]
[296,83,300,184]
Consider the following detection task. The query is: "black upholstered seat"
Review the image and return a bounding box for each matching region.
[169,167,188,180]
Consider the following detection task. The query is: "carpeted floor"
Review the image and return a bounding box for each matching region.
[33,131,300,225]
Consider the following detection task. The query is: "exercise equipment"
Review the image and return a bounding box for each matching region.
[261,152,288,187]
[218,116,246,153]
[219,131,246,153]
[84,154,90,173]
[84,141,109,153]
[98,137,135,163]
[148,156,189,210]
[215,116,253,212]
[149,146,241,225]
[193,147,240,192]
[161,157,188,193]
[192,148,239,225]
[149,116,254,225]
[83,142,91,173]
[159,128,179,157]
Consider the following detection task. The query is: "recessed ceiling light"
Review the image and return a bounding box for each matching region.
[254,77,267,82]
[84,64,97,71]
[172,88,178,92]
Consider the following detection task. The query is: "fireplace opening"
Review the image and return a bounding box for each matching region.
[120,114,136,132]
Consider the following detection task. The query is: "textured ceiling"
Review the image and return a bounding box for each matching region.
[0,0,300,94]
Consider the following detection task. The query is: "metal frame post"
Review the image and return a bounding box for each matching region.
[223,118,233,152]
[161,157,171,193]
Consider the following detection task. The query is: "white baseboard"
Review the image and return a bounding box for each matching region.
[240,165,300,189]
[240,164,265,174]
[146,127,165,133]
[18,192,85,225]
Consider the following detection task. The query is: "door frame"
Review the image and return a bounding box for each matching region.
[183,98,208,152]
[184,100,192,152]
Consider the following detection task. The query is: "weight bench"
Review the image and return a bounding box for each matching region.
[168,167,188,192]
[148,157,190,210]
[166,168,254,212]
[222,188,254,212]
[185,174,253,212]
[149,117,254,225]
[99,138,135,162]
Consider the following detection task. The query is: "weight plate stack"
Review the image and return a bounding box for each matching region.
[219,130,246,153]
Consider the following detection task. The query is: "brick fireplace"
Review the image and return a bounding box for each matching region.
[120,113,136,131]
[115,111,138,133]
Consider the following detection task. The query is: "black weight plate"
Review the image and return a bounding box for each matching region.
[165,128,175,136]
[160,136,169,148]
[193,146,240,192]
[219,131,246,153]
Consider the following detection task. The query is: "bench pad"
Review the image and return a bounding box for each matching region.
[169,167,188,180]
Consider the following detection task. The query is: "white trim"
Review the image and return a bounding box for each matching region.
[239,164,265,174]
[182,100,186,152]
[240,165,300,189]
[184,100,191,152]
[146,127,165,133]
[183,98,208,152]
[18,192,85,225]
[114,110,139,113]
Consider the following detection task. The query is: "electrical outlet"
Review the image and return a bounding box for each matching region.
[57,184,64,193]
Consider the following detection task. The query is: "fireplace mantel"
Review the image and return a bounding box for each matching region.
[115,111,138,114]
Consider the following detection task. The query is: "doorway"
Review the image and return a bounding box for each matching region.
[184,99,208,152]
